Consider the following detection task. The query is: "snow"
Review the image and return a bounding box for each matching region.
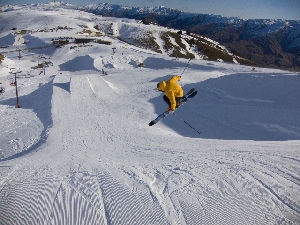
[0,6,300,225]
[81,3,300,49]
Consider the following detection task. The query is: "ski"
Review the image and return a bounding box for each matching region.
[149,88,197,126]
[178,88,196,106]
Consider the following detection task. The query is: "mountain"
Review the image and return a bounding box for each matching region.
[0,3,258,68]
[0,4,300,225]
[81,3,300,71]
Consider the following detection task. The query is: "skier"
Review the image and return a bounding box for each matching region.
[157,75,183,112]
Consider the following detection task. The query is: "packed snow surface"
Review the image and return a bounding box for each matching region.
[0,6,300,225]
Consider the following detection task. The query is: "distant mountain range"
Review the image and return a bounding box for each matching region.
[1,2,299,71]
[80,3,300,71]
[0,2,256,68]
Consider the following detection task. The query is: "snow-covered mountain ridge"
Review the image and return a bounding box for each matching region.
[0,1,74,10]
[80,3,300,71]
[3,2,299,47]
[2,2,300,70]
[0,3,256,66]
[81,3,182,16]
[81,3,300,43]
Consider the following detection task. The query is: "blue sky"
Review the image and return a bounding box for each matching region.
[1,0,299,20]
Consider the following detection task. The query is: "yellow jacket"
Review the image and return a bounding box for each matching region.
[157,76,183,111]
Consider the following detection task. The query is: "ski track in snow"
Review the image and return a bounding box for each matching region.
[0,6,300,225]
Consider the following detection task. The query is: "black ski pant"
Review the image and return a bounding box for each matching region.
[163,95,181,109]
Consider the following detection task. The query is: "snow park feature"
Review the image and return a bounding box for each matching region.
[0,3,300,225]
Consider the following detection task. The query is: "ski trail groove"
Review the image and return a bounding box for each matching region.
[256,178,300,215]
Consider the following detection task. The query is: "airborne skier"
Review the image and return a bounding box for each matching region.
[150,63,200,134]
[157,75,183,112]
[150,75,197,127]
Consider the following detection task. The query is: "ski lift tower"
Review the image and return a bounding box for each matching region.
[10,69,22,108]
[17,49,23,60]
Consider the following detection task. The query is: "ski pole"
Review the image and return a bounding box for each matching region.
[173,112,201,135]
[180,57,192,77]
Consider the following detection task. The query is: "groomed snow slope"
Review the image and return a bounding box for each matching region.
[0,6,300,225]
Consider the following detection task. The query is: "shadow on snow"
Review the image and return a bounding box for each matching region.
[53,82,71,93]
[143,57,216,71]
[59,55,101,72]
[0,77,54,161]
[149,73,300,141]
